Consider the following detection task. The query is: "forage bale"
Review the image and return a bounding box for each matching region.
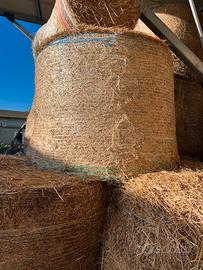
[26,29,179,178]
[175,76,203,158]
[102,163,203,270]
[0,155,108,270]
[33,0,140,53]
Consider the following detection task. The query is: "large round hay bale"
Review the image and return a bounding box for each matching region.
[26,30,179,178]
[63,0,140,28]
[0,155,108,270]
[175,77,203,158]
[102,165,203,270]
[33,0,140,53]
[135,3,203,79]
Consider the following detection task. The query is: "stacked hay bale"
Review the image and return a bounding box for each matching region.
[26,0,179,178]
[0,155,108,270]
[135,3,203,158]
[33,0,141,54]
[102,162,203,269]
[98,4,203,269]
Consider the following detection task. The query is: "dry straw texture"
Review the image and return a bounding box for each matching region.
[102,161,203,270]
[175,76,203,159]
[135,3,203,80]
[33,0,140,53]
[0,155,108,270]
[63,0,140,28]
[26,30,178,178]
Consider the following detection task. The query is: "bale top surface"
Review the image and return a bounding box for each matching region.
[0,155,99,193]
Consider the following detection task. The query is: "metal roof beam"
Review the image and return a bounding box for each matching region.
[140,8,203,83]
[4,13,33,41]
[34,0,42,21]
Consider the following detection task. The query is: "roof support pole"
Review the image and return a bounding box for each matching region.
[5,14,33,41]
[188,0,203,47]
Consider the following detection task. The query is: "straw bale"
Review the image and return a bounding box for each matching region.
[0,155,108,270]
[33,0,140,54]
[175,77,203,158]
[26,30,179,178]
[135,3,203,80]
[62,0,140,28]
[102,162,203,270]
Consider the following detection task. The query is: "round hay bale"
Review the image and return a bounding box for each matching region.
[102,166,203,270]
[0,155,108,270]
[135,3,203,80]
[26,30,179,178]
[175,77,203,158]
[63,0,140,28]
[33,0,140,53]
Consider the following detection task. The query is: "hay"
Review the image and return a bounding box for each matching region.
[102,161,203,270]
[63,0,140,28]
[33,26,166,58]
[135,3,203,80]
[33,0,140,55]
[26,30,179,178]
[175,76,203,159]
[0,155,108,270]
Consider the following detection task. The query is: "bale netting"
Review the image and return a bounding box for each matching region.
[26,30,179,178]
[33,0,140,53]
[175,76,203,158]
[135,3,203,80]
[0,155,108,270]
[102,163,203,270]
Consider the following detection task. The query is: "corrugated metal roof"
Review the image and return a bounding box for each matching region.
[0,110,28,119]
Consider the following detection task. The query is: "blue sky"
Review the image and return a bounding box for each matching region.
[0,17,40,112]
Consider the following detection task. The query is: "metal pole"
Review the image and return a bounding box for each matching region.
[10,19,33,41]
[188,0,203,47]
[141,9,203,83]
[4,13,33,41]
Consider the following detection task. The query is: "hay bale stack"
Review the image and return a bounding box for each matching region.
[63,0,140,28]
[135,3,203,158]
[102,163,203,270]
[33,0,140,53]
[135,3,203,79]
[0,155,108,270]
[175,77,203,158]
[26,30,179,177]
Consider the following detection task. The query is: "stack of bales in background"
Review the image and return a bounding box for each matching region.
[26,0,179,178]
[0,155,108,269]
[135,3,203,159]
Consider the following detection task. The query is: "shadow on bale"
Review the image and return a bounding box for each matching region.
[25,144,179,180]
